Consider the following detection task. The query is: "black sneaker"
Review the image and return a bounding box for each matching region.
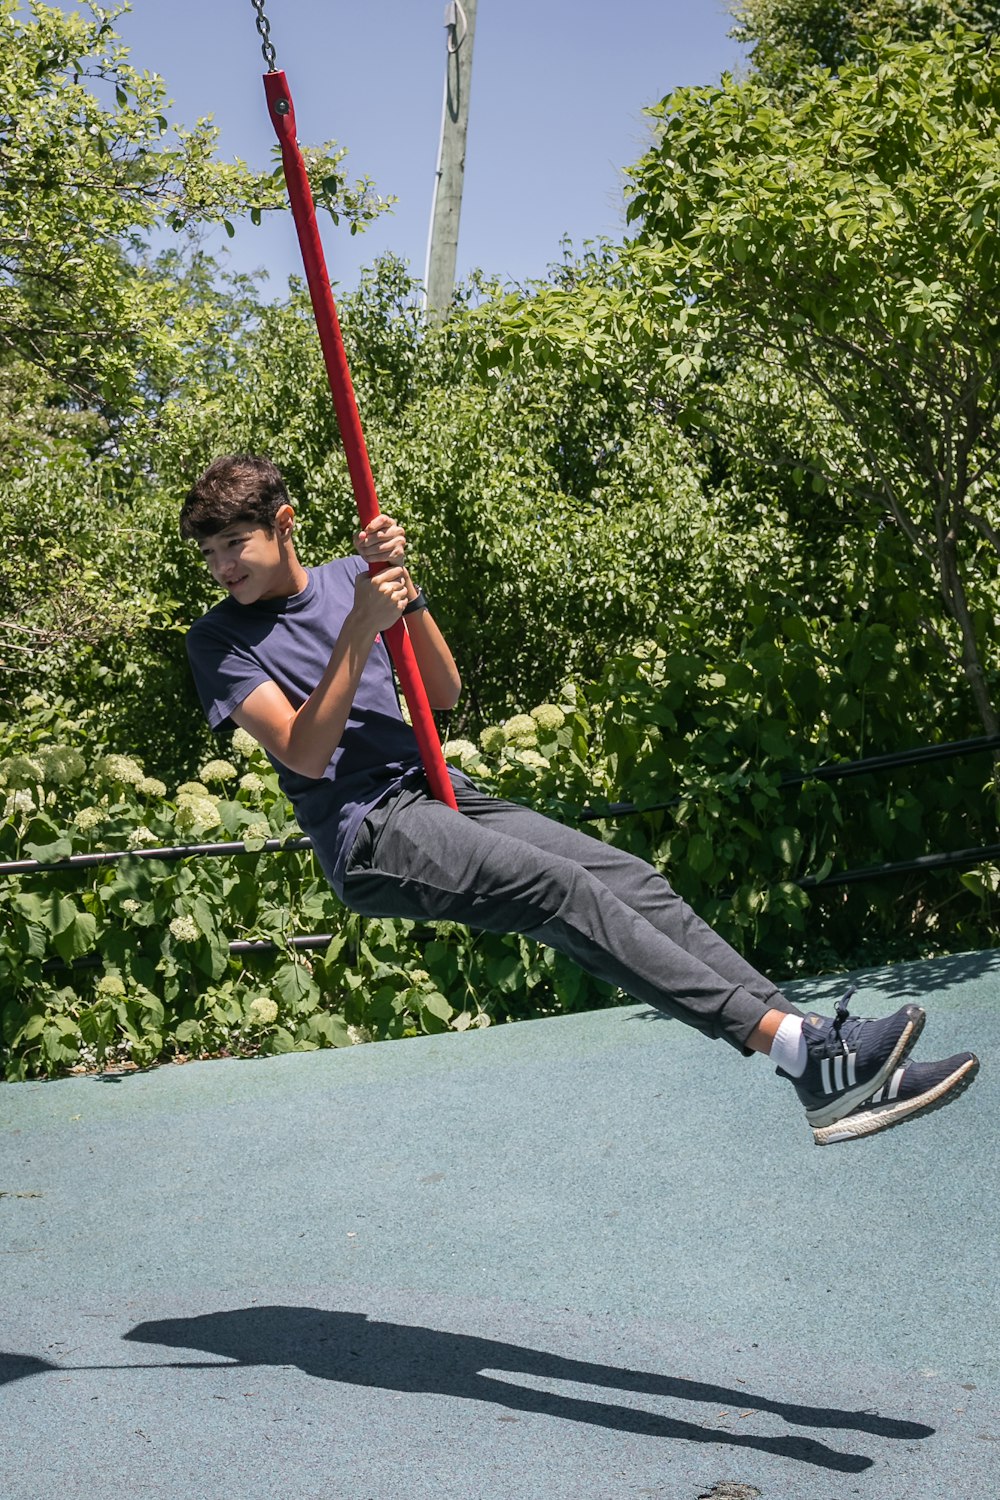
[813,1050,979,1146]
[777,988,925,1136]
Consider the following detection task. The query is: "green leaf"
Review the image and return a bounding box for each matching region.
[52,910,97,964]
[24,838,73,864]
[273,961,318,1007]
[686,832,715,874]
[420,990,453,1023]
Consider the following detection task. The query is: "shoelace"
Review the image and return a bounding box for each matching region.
[829,986,857,1050]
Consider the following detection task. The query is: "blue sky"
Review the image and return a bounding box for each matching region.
[109,0,745,297]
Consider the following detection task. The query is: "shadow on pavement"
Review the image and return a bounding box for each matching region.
[62,1305,939,1473]
[864,949,1000,997]
[5,1316,931,1474]
[627,948,999,1020]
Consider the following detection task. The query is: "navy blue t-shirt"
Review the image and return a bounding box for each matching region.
[185,557,433,896]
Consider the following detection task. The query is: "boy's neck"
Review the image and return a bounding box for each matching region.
[262,545,309,601]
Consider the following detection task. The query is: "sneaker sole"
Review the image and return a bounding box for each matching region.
[812,1052,979,1145]
[804,1004,925,1129]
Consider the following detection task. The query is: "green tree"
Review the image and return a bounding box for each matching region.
[617,31,1000,737]
[0,1,391,764]
[0,0,386,417]
[730,0,999,88]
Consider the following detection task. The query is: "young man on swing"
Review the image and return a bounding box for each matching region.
[182,454,979,1146]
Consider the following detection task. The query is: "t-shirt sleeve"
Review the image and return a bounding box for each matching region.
[186,617,273,732]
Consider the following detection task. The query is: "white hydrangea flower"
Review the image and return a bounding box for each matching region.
[121,899,141,915]
[239,772,266,799]
[136,777,167,799]
[73,806,104,831]
[4,789,35,817]
[169,914,200,943]
[37,746,87,784]
[175,781,211,800]
[443,738,479,766]
[516,749,549,771]
[530,703,566,733]
[1,754,44,789]
[347,1024,372,1045]
[243,821,271,844]
[502,714,538,747]
[479,725,506,754]
[199,758,237,783]
[98,754,145,786]
[96,975,126,998]
[21,692,47,712]
[127,826,160,849]
[231,727,259,759]
[175,797,221,834]
[247,996,279,1026]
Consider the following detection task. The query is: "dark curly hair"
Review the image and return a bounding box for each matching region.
[180,455,291,539]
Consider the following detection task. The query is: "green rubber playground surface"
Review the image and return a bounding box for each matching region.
[2,950,998,1499]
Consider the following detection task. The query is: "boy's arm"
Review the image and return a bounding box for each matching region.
[356,515,461,712]
[230,567,411,779]
[400,592,462,712]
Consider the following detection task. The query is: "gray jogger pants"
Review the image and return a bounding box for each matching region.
[340,779,801,1053]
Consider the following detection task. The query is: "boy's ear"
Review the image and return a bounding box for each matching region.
[275,503,296,539]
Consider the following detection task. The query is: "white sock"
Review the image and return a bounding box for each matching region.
[769,1014,807,1077]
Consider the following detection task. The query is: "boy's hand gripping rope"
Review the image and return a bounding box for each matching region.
[250,5,458,810]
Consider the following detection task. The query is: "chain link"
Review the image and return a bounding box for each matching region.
[250,0,278,71]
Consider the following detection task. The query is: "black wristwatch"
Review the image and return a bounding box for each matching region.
[403,589,429,616]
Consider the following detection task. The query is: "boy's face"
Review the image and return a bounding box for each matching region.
[197,507,296,603]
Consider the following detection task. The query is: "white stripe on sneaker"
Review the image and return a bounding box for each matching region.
[821,1058,832,1094]
[887,1067,904,1101]
[847,1051,857,1087]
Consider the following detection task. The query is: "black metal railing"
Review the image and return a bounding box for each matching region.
[6,732,999,964]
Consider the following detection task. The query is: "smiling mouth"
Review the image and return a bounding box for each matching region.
[226,575,249,589]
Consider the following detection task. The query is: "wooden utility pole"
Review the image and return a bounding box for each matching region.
[424,0,478,321]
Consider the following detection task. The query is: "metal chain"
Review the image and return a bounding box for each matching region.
[250,0,278,71]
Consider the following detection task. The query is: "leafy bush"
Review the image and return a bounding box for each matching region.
[0,701,613,1081]
[3,654,997,1082]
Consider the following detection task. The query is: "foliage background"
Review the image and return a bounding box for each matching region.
[1,1,997,1079]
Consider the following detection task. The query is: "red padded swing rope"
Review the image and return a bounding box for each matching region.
[259,65,458,811]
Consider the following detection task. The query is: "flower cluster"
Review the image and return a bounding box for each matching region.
[168,914,200,944]
[127,826,161,849]
[73,806,104,831]
[37,747,87,784]
[247,996,279,1026]
[479,725,506,754]
[136,776,167,798]
[231,727,260,759]
[502,714,538,747]
[175,798,221,834]
[531,703,566,734]
[199,759,237,784]
[176,781,211,800]
[4,789,34,818]
[98,754,145,787]
[442,738,480,768]
[239,772,266,799]
[1,754,44,789]
[96,975,126,998]
[514,749,548,771]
